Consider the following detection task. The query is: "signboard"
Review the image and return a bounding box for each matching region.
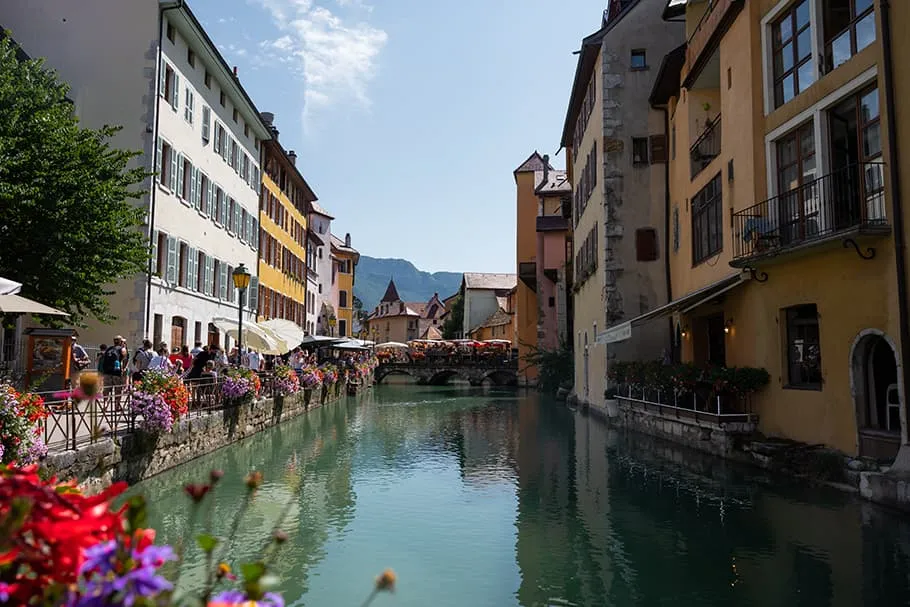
[596,322,632,345]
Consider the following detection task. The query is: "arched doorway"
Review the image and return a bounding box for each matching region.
[852,330,902,460]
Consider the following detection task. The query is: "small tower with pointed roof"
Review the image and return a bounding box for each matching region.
[380,278,401,304]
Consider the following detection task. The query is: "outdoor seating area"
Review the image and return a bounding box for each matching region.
[375,339,513,366]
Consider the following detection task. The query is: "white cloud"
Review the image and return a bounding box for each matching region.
[251,0,387,121]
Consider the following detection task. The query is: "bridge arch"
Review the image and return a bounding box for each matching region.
[374,367,414,384]
[427,369,470,385]
[482,369,519,387]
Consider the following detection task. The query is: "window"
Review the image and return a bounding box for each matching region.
[232,108,238,123]
[339,291,348,308]
[185,246,198,291]
[630,49,647,70]
[339,319,347,338]
[194,321,202,344]
[635,228,659,261]
[649,134,668,163]
[691,172,723,265]
[155,232,167,277]
[166,22,175,43]
[672,206,680,252]
[776,120,816,197]
[165,235,178,283]
[772,0,814,108]
[204,70,211,88]
[230,139,238,171]
[214,187,224,224]
[825,0,875,71]
[244,124,250,138]
[187,48,195,68]
[178,243,189,287]
[184,88,194,124]
[180,157,193,201]
[160,62,179,111]
[548,297,555,308]
[153,315,163,346]
[632,137,649,165]
[219,91,226,107]
[240,209,249,243]
[785,304,822,388]
[201,106,211,144]
[156,139,178,191]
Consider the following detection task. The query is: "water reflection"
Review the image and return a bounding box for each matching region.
[134,387,910,607]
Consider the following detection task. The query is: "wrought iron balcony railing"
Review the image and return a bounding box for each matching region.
[690,116,721,179]
[732,162,888,263]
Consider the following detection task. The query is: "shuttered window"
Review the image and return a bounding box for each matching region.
[248,276,260,311]
[165,236,178,283]
[635,228,659,261]
[650,134,668,163]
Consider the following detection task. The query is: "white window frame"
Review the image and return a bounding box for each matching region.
[201,106,211,144]
[761,0,824,116]
[764,65,878,198]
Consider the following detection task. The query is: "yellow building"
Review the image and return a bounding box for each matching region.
[468,286,517,343]
[331,234,359,338]
[364,279,421,344]
[630,0,909,462]
[257,126,315,328]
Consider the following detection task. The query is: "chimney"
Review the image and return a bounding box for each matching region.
[261,112,275,126]
[288,150,297,165]
[542,154,550,186]
[345,233,351,247]
[233,65,238,77]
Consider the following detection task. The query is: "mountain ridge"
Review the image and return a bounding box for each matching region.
[354,256,463,313]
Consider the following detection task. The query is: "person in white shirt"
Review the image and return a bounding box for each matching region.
[190,341,204,358]
[148,345,174,372]
[246,348,262,372]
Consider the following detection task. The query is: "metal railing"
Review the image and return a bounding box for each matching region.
[37,372,284,452]
[690,115,721,179]
[733,162,887,261]
[615,383,759,426]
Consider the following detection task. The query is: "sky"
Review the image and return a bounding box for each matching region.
[192,0,610,274]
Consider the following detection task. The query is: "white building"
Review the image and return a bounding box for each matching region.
[1,0,270,351]
[461,273,518,338]
[307,203,335,336]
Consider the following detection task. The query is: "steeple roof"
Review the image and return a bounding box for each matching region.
[380,279,401,303]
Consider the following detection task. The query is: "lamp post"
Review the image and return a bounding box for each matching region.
[232,264,252,358]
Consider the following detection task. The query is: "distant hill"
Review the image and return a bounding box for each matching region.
[354,256,462,312]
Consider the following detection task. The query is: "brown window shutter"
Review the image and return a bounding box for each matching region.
[635,228,659,261]
[650,134,668,164]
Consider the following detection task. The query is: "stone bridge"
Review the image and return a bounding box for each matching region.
[375,360,519,387]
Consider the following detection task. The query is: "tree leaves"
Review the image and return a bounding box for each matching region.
[0,36,150,325]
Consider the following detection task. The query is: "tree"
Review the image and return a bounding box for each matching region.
[0,36,149,325]
[352,295,366,324]
[441,294,464,339]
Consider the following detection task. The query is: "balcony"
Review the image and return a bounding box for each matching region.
[518,261,537,292]
[732,162,889,264]
[681,0,745,88]
[690,116,721,179]
[536,215,569,232]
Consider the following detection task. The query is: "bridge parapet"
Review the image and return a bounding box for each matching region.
[375,360,519,386]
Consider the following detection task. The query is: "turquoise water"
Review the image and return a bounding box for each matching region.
[135,386,910,606]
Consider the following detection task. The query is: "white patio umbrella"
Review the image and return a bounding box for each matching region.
[0,294,68,316]
[0,277,22,295]
[210,317,285,354]
[260,318,306,349]
[376,342,408,349]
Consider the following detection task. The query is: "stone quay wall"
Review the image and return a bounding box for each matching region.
[43,383,358,491]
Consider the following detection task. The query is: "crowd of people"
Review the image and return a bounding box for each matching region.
[70,334,374,389]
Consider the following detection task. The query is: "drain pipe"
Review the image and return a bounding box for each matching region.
[880,0,910,464]
[145,0,184,337]
[657,106,675,360]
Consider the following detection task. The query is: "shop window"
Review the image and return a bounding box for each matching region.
[785,304,822,389]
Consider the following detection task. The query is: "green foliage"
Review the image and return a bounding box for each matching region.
[609,360,770,397]
[0,36,150,325]
[523,340,573,395]
[441,293,464,339]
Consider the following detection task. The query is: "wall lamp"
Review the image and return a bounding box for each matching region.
[681,326,690,339]
[724,318,734,334]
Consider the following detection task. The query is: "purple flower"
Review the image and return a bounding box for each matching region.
[211,590,285,607]
[129,391,173,433]
[22,437,47,464]
[222,376,253,400]
[69,542,176,607]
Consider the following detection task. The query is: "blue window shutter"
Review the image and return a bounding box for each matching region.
[155,137,163,183]
[159,60,167,97]
[150,230,159,275]
[171,72,180,109]
[248,276,259,311]
[166,236,178,283]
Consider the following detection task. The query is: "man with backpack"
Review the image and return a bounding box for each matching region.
[132,340,154,382]
[102,336,129,393]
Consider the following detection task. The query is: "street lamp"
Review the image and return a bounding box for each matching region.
[232,264,252,356]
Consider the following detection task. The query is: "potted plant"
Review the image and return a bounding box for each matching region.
[604,387,619,419]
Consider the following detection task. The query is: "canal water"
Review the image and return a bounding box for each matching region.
[135,386,910,606]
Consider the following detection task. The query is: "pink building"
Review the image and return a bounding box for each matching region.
[534,166,573,350]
